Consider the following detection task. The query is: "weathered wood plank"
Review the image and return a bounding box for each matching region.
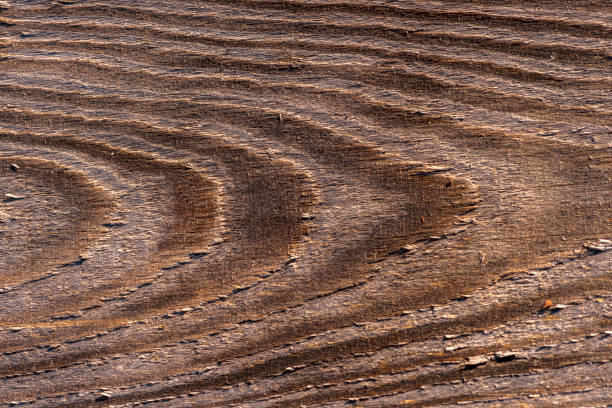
[0,0,610,406]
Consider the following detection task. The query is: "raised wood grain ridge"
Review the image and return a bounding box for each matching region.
[0,0,610,406]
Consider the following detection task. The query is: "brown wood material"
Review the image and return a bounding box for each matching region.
[0,0,610,406]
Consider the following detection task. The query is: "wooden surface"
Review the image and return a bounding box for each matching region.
[0,0,611,406]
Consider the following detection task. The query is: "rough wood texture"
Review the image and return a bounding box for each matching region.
[0,0,611,406]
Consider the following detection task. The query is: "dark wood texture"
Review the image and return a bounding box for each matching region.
[0,0,611,406]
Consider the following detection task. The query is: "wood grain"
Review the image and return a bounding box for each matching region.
[0,0,610,406]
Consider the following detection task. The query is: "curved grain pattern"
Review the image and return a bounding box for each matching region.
[0,0,610,406]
